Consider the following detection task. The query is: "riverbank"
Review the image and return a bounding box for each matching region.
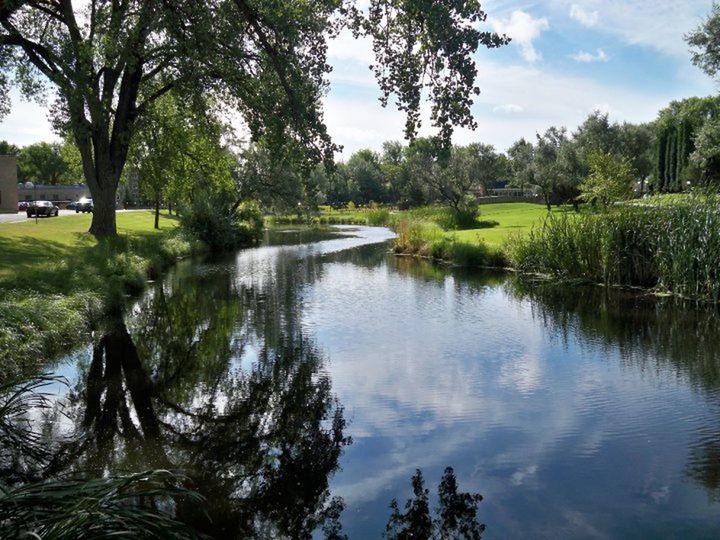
[271,203,556,267]
[0,211,197,380]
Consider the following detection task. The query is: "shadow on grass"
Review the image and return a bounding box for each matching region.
[0,230,185,297]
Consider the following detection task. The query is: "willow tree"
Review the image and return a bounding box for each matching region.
[0,0,508,237]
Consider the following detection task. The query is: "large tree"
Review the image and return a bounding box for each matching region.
[346,149,385,204]
[507,138,535,194]
[0,0,509,237]
[687,3,720,82]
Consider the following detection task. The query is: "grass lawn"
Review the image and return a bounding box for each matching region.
[0,210,179,290]
[0,210,189,380]
[447,203,569,248]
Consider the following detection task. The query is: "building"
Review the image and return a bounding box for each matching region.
[17,183,90,204]
[0,156,19,213]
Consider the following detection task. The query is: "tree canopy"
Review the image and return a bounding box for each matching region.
[0,0,509,236]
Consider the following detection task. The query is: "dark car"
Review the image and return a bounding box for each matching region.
[17,201,28,211]
[27,201,60,218]
[75,197,93,213]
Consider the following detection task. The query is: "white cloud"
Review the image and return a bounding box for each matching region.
[491,10,550,63]
[552,0,711,58]
[571,48,608,63]
[327,29,374,64]
[569,4,599,27]
[493,104,525,113]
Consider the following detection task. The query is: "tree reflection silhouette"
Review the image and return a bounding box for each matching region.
[385,468,485,540]
[48,247,352,538]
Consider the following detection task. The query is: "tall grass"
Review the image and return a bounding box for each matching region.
[506,198,720,301]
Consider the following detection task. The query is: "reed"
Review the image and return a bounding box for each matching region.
[506,198,720,301]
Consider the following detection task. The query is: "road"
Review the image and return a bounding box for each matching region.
[0,209,82,224]
[0,209,143,224]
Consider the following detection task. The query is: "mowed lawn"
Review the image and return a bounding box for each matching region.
[448,202,556,248]
[0,210,178,288]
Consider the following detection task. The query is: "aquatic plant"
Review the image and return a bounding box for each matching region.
[506,197,720,301]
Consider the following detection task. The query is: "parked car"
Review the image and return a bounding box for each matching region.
[27,201,60,218]
[18,201,28,211]
[75,197,93,213]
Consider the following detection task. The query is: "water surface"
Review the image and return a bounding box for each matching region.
[26,226,720,538]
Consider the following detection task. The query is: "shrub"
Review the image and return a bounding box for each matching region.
[181,192,263,251]
[367,208,391,226]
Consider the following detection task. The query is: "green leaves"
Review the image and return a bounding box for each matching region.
[686,3,720,81]
[579,150,635,207]
[0,470,203,539]
[361,0,510,145]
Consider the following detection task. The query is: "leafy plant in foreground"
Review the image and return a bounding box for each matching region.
[0,376,203,539]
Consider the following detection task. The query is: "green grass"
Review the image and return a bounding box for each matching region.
[0,211,179,288]
[446,203,557,248]
[0,211,193,380]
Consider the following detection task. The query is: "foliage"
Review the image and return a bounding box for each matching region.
[686,3,720,81]
[0,470,202,540]
[130,95,234,227]
[0,374,203,539]
[393,218,505,267]
[506,198,720,301]
[0,140,19,155]
[385,468,485,540]
[507,138,535,193]
[0,0,509,237]
[346,149,385,204]
[533,127,570,210]
[654,97,720,191]
[180,190,263,251]
[690,117,720,185]
[234,142,309,213]
[578,151,635,207]
[408,140,492,225]
[17,142,70,185]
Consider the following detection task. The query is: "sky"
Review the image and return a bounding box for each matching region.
[0,0,717,156]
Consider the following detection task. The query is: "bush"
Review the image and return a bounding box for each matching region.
[367,208,391,226]
[181,192,263,251]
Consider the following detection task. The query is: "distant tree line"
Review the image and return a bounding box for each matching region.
[0,138,82,185]
[4,96,720,218]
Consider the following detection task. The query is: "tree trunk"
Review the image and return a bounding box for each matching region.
[168,201,173,215]
[89,184,118,237]
[154,197,160,229]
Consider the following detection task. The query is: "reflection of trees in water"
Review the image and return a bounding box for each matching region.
[43,247,351,538]
[385,468,485,540]
[507,279,720,500]
[5,238,494,537]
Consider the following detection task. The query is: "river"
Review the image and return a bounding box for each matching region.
[26,226,720,538]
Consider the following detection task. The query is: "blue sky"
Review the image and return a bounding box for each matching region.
[0,0,716,156]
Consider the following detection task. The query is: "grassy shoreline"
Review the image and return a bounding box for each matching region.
[272,202,555,268]
[0,211,199,380]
